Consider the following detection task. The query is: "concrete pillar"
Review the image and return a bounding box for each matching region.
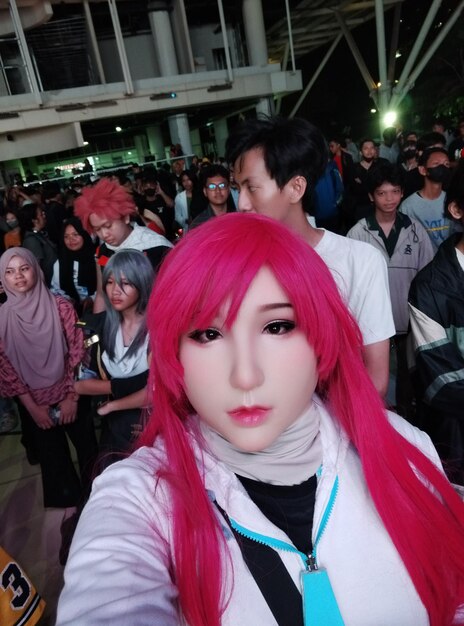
[134,134,149,164]
[148,2,179,76]
[168,114,193,156]
[256,97,274,119]
[214,118,229,158]
[242,0,268,66]
[146,126,165,161]
[148,1,193,157]
[190,128,201,158]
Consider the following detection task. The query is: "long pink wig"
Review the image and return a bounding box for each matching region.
[139,213,464,626]
[74,177,136,232]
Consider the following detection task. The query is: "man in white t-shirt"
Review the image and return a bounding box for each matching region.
[226,117,395,397]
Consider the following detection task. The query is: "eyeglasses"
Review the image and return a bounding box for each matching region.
[206,182,228,191]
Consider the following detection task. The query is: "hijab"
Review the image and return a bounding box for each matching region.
[58,217,97,302]
[0,247,68,389]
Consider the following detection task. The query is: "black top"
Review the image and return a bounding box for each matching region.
[236,474,317,555]
[366,211,412,258]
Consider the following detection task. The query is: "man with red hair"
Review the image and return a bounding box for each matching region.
[75,177,172,311]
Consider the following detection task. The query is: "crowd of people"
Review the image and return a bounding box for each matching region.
[1,114,464,625]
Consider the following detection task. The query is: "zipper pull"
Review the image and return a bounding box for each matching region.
[307,554,318,572]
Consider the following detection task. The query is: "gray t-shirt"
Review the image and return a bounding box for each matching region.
[400,191,452,252]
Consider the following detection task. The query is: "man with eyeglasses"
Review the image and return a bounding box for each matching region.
[190,165,235,229]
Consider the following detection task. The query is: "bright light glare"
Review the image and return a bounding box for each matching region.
[370,108,377,114]
[115,126,122,132]
[383,111,397,127]
[83,141,89,146]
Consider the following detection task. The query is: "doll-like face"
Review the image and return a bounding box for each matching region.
[179,267,318,452]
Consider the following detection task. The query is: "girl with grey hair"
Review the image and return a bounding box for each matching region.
[75,249,155,468]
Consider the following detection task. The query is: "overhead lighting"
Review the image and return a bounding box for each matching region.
[395,51,401,58]
[383,111,397,127]
[370,108,377,114]
[115,126,122,132]
[377,82,382,87]
[83,141,89,146]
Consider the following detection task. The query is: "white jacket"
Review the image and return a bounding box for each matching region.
[57,402,440,625]
[174,190,189,231]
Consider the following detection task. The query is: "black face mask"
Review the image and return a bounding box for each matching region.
[363,156,374,163]
[145,188,157,197]
[426,164,450,184]
[403,149,416,160]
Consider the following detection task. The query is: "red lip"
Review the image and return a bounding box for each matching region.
[227,405,271,426]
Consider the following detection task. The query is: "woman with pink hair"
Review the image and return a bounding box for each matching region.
[58,214,464,626]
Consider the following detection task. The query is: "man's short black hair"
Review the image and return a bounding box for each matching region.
[418,146,449,167]
[200,164,229,187]
[366,163,404,195]
[417,132,446,153]
[359,137,375,150]
[382,127,397,143]
[225,116,327,211]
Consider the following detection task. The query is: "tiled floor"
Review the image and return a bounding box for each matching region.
[0,431,65,625]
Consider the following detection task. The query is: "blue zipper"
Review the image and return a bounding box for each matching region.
[229,473,339,570]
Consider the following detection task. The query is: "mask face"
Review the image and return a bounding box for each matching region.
[6,219,18,229]
[426,164,450,184]
[403,149,416,160]
[145,188,157,197]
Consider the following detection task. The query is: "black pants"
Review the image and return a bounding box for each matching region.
[393,334,416,421]
[18,396,98,508]
[97,408,142,472]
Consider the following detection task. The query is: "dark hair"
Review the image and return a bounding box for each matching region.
[418,146,449,167]
[180,170,198,189]
[17,202,40,237]
[225,116,328,211]
[382,127,397,143]
[328,135,343,146]
[367,163,404,195]
[360,137,376,150]
[445,159,464,217]
[59,217,97,303]
[42,182,61,200]
[417,132,446,153]
[200,164,229,188]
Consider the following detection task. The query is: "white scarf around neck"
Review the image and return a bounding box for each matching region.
[200,402,322,485]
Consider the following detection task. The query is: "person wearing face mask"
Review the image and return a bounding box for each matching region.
[139,172,176,241]
[3,208,21,249]
[400,147,455,253]
[57,214,464,626]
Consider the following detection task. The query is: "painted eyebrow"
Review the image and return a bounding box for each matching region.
[259,302,293,312]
